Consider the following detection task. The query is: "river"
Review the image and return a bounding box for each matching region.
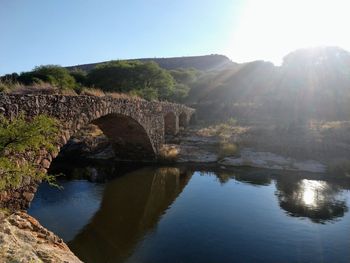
[28,161,350,263]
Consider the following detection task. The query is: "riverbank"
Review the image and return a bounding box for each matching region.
[0,210,81,263]
[1,121,348,262]
[58,120,350,177]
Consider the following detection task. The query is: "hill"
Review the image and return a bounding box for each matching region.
[188,47,350,123]
[66,54,235,72]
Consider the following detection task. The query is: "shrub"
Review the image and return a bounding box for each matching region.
[18,65,77,90]
[0,114,60,191]
[87,60,175,101]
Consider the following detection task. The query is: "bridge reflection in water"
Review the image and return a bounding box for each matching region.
[68,167,193,263]
[29,165,350,263]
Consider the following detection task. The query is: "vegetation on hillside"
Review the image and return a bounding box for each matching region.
[1,61,201,102]
[0,114,59,190]
[86,61,176,100]
[189,47,350,123]
[66,54,233,72]
[18,65,77,90]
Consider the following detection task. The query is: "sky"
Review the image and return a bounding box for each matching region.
[1,0,350,75]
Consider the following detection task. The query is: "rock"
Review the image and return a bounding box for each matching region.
[292,160,327,173]
[177,145,219,163]
[0,211,82,263]
[22,192,35,202]
[90,145,115,160]
[41,159,51,169]
[219,148,327,173]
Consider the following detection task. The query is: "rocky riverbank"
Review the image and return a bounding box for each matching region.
[161,129,328,173]
[0,210,81,263]
[59,124,330,174]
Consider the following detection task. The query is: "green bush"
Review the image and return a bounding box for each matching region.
[87,60,176,100]
[18,65,77,90]
[0,114,59,191]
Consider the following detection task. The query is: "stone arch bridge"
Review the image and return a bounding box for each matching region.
[0,94,195,162]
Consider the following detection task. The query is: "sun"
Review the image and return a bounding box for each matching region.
[227,0,350,64]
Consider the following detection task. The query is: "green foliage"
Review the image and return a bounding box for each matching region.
[2,61,201,102]
[129,87,158,101]
[172,84,190,102]
[69,68,88,86]
[18,65,77,90]
[0,114,60,191]
[0,157,40,191]
[169,68,200,84]
[0,114,59,154]
[169,68,201,102]
[87,60,176,100]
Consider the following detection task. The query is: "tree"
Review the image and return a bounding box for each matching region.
[18,65,77,90]
[87,60,176,100]
[69,68,88,87]
[169,68,200,85]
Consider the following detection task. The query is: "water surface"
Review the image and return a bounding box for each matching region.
[29,164,350,263]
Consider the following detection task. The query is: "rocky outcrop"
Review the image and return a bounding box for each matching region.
[0,211,82,263]
[164,130,327,173]
[219,148,327,173]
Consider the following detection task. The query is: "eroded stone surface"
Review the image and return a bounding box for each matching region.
[0,211,82,263]
[219,148,327,173]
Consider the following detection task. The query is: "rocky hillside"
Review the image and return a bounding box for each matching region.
[66,54,235,72]
[187,47,350,123]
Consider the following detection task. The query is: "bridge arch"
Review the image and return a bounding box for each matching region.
[91,113,156,160]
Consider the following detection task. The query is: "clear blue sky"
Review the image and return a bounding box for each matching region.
[2,0,348,75]
[0,0,243,75]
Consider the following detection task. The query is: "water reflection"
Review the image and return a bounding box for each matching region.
[275,177,348,223]
[214,169,349,223]
[68,167,193,263]
[29,165,350,263]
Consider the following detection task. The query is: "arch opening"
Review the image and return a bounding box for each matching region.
[58,113,156,162]
[164,112,178,136]
[92,113,156,161]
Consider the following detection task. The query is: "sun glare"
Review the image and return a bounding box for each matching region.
[300,180,326,207]
[228,0,350,64]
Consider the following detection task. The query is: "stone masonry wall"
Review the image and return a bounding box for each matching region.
[0,94,195,210]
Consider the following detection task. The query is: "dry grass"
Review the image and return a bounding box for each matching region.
[106,92,143,100]
[0,80,23,92]
[80,88,105,97]
[79,88,143,100]
[158,144,180,162]
[0,81,78,96]
[0,81,144,100]
[197,123,249,138]
[197,118,350,165]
